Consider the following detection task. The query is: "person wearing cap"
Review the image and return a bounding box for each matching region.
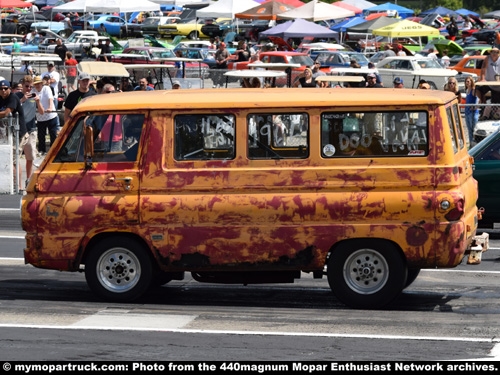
[393,77,404,88]
[396,44,405,57]
[212,41,231,88]
[476,47,500,115]
[0,79,26,189]
[383,44,395,58]
[63,72,97,124]
[366,73,383,88]
[172,80,181,90]
[367,62,382,85]
[42,61,60,113]
[32,75,58,154]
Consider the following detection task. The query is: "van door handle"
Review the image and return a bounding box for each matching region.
[108,177,133,190]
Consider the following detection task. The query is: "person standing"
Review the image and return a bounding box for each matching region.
[65,51,78,93]
[42,61,60,112]
[53,39,68,78]
[32,75,57,155]
[293,68,317,88]
[0,79,26,190]
[212,42,230,88]
[446,17,459,41]
[393,77,404,88]
[382,43,395,58]
[444,77,461,102]
[63,72,96,124]
[464,76,479,147]
[366,73,383,87]
[17,75,39,188]
[476,47,500,111]
[440,49,450,68]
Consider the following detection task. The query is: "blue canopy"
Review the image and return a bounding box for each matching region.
[363,2,414,19]
[455,8,480,18]
[419,7,459,18]
[330,16,365,32]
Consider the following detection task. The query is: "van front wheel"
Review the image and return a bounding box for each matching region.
[85,237,153,302]
[327,240,407,309]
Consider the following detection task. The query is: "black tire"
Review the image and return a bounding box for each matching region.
[17,24,28,35]
[85,236,153,302]
[404,268,421,288]
[327,239,407,309]
[188,31,199,40]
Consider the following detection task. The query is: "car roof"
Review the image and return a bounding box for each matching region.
[124,46,169,51]
[260,51,308,55]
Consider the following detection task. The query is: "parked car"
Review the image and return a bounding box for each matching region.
[469,128,500,228]
[3,12,49,35]
[88,14,142,38]
[452,55,486,77]
[173,47,216,68]
[473,118,500,144]
[139,16,179,37]
[315,51,370,70]
[467,25,500,45]
[158,17,217,40]
[375,56,461,90]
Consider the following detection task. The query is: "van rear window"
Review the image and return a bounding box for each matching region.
[321,111,428,157]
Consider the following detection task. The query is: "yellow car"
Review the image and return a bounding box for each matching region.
[159,18,229,40]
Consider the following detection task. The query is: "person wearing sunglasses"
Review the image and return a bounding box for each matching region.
[0,79,27,190]
[444,77,461,101]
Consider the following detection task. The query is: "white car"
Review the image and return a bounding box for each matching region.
[474,119,500,144]
[375,56,462,90]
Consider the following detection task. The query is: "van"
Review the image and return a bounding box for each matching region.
[21,88,480,309]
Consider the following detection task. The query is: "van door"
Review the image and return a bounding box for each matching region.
[35,114,143,238]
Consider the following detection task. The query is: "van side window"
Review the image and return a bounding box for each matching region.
[321,111,428,157]
[247,113,309,159]
[452,104,465,150]
[446,107,459,154]
[174,114,235,160]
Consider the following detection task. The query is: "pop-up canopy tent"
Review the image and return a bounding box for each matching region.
[196,0,259,18]
[53,0,160,13]
[364,2,414,19]
[372,19,440,49]
[419,6,459,18]
[260,18,339,40]
[235,0,296,20]
[277,0,355,22]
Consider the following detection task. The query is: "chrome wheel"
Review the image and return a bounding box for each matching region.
[96,247,142,293]
[343,249,389,295]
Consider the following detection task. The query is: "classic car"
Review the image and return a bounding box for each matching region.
[139,16,179,37]
[3,12,50,35]
[158,18,225,40]
[375,55,467,90]
[172,47,216,68]
[469,128,500,229]
[452,54,486,77]
[2,34,45,54]
[88,14,142,38]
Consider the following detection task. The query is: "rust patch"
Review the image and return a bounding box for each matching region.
[406,226,429,247]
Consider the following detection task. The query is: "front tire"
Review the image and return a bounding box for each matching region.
[85,237,153,302]
[327,239,407,309]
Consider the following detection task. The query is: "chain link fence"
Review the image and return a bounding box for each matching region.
[0,113,20,194]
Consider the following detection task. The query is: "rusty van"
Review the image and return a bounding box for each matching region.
[21,87,481,309]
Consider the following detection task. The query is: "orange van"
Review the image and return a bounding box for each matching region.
[22,87,480,309]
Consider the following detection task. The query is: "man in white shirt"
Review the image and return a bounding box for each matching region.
[42,61,61,128]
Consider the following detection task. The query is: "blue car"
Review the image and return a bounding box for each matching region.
[88,14,142,38]
[3,35,45,54]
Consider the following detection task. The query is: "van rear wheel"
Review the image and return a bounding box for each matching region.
[327,240,407,309]
[85,237,152,302]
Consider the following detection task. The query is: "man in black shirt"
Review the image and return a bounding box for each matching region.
[54,38,68,78]
[64,72,97,124]
[0,79,27,189]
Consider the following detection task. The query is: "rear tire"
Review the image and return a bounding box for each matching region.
[327,239,407,309]
[85,237,153,302]
[188,31,199,40]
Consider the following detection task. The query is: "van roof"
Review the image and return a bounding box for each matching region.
[72,88,457,114]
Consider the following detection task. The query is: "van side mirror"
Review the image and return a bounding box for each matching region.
[84,120,94,170]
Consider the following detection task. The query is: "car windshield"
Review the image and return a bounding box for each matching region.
[287,55,314,65]
[151,50,175,59]
[416,59,443,69]
[344,52,369,64]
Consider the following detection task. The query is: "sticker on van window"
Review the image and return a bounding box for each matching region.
[323,144,336,157]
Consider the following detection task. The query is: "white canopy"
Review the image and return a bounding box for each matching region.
[196,0,259,19]
[53,0,160,13]
[278,0,355,22]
